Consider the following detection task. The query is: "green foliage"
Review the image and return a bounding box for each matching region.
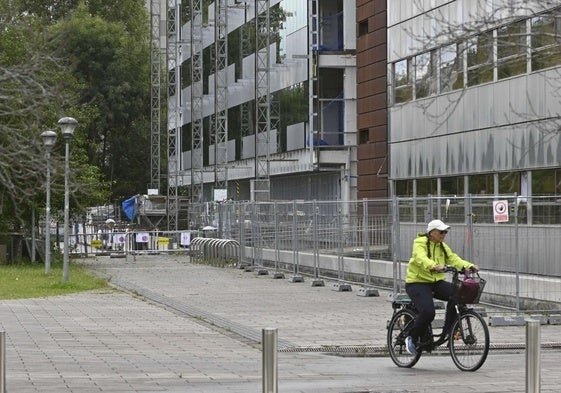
[0,0,152,231]
[50,1,152,201]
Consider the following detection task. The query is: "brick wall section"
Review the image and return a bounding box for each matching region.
[356,0,388,199]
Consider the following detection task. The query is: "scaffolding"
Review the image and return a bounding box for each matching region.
[309,0,319,171]
[214,0,228,193]
[254,0,271,201]
[150,0,161,192]
[190,0,204,203]
[167,0,180,230]
[239,2,252,154]
[156,0,275,215]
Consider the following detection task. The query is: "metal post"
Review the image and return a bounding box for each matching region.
[465,194,474,262]
[526,320,541,393]
[0,331,5,393]
[45,150,52,274]
[63,138,70,282]
[514,193,520,311]
[58,117,79,280]
[262,328,278,393]
[31,209,36,263]
[41,130,57,274]
[362,198,370,285]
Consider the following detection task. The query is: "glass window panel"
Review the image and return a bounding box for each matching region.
[395,180,414,196]
[499,172,520,194]
[469,174,494,195]
[440,43,464,92]
[415,51,436,99]
[497,20,528,79]
[466,32,494,86]
[532,168,561,195]
[441,176,464,195]
[394,59,410,87]
[393,59,413,104]
[498,20,527,59]
[531,10,561,71]
[531,169,561,224]
[417,178,437,196]
[531,14,561,49]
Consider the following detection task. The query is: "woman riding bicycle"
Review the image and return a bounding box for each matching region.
[404,219,479,356]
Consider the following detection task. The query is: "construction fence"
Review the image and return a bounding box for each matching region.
[30,194,561,308]
[186,195,561,308]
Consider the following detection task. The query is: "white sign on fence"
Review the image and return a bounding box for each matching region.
[493,200,509,223]
[136,232,150,243]
[180,232,191,246]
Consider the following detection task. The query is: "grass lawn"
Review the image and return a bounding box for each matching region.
[0,260,108,300]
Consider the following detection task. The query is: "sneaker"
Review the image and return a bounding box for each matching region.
[405,336,417,356]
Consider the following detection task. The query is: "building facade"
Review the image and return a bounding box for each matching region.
[167,0,359,204]
[387,0,561,224]
[356,0,389,200]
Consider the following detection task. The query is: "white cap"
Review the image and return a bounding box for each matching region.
[427,219,450,233]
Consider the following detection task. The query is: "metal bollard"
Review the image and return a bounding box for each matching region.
[0,331,5,393]
[526,320,541,393]
[262,328,278,393]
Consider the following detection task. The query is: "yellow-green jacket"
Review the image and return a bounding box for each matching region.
[405,233,474,284]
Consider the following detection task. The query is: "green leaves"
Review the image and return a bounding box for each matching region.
[0,0,152,231]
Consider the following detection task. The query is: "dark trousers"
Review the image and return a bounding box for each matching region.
[405,281,457,343]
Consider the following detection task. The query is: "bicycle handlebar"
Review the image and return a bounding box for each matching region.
[443,265,477,274]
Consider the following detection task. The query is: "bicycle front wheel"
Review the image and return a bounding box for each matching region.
[449,310,489,371]
[387,309,421,368]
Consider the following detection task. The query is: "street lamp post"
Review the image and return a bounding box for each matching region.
[41,130,58,274]
[58,117,78,282]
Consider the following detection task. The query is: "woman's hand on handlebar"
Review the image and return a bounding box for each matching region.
[431,265,446,272]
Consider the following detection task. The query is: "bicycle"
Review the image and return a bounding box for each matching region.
[387,266,489,371]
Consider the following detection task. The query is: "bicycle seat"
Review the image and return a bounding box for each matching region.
[390,293,412,307]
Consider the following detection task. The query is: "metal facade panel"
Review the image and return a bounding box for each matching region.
[391,121,561,179]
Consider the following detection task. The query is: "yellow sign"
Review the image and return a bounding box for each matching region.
[91,239,103,248]
[157,237,169,245]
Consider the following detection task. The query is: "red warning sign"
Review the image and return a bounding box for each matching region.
[493,200,509,223]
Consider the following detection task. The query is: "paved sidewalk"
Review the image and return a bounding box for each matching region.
[0,254,559,392]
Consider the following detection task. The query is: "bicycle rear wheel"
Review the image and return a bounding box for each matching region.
[387,309,421,368]
[449,310,489,371]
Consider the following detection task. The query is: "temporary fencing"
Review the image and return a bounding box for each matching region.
[61,229,194,256]
[187,195,561,309]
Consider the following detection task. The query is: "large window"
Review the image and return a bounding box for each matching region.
[469,174,494,195]
[393,58,413,104]
[532,168,561,195]
[440,43,464,92]
[531,10,561,71]
[466,31,494,86]
[497,20,528,79]
[414,51,436,99]
[416,178,438,196]
[390,6,561,106]
[395,179,414,196]
[499,172,520,194]
[441,176,464,196]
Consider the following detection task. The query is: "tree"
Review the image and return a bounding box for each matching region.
[0,3,77,232]
[0,0,151,233]
[51,1,152,202]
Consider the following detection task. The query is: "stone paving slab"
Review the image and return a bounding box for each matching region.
[0,254,558,392]
[84,254,561,348]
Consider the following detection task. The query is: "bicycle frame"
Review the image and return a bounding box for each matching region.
[390,298,466,353]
